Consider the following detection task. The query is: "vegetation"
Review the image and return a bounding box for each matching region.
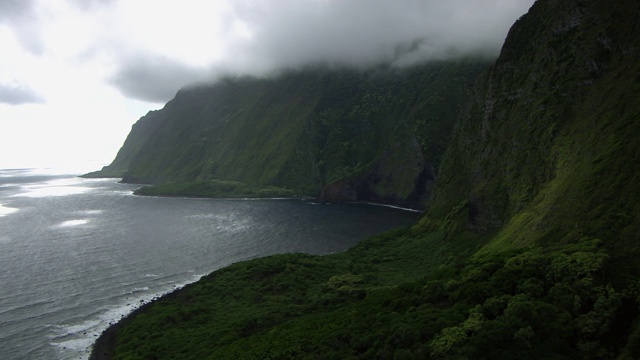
[93,227,640,360]
[91,61,488,208]
[430,0,640,275]
[91,0,640,358]
[134,179,296,198]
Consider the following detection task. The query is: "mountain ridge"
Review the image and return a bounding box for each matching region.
[87,62,489,209]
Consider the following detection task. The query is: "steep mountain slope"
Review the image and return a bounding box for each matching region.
[90,0,640,359]
[90,62,487,208]
[430,0,640,271]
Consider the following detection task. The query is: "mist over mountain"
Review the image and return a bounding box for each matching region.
[104,0,535,102]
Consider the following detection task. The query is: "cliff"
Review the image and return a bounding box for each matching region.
[90,62,488,208]
[429,0,640,268]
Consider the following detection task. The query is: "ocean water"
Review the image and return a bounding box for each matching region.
[0,168,420,359]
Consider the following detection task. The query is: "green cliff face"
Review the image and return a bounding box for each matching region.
[95,62,487,208]
[90,0,640,359]
[430,0,640,265]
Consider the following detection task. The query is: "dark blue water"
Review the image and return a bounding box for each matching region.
[0,168,420,359]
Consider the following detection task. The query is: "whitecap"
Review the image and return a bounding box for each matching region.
[49,319,103,360]
[53,272,209,359]
[51,319,102,339]
[50,338,95,360]
[130,287,150,294]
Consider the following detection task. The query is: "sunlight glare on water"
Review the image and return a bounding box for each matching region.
[56,219,90,227]
[0,203,18,217]
[10,177,104,198]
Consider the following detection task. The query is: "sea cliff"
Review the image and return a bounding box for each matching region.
[88,62,488,209]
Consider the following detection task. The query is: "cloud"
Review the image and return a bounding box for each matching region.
[105,0,534,102]
[0,0,35,21]
[66,0,116,12]
[0,0,537,169]
[0,0,114,56]
[0,83,44,105]
[109,54,208,103]
[1,0,534,105]
[216,0,535,72]
[0,0,536,105]
[0,0,44,55]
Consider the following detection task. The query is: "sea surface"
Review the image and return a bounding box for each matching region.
[0,168,420,359]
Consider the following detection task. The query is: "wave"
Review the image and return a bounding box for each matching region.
[0,298,57,317]
[129,287,150,294]
[49,272,209,359]
[50,319,102,339]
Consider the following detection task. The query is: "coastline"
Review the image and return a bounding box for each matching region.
[89,299,154,360]
[82,172,427,212]
[89,280,201,360]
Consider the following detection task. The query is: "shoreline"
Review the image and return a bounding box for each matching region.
[135,192,424,213]
[82,174,426,212]
[89,280,202,360]
[89,299,154,360]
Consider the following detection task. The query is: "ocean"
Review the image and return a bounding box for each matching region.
[0,168,419,359]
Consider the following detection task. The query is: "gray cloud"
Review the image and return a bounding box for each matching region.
[219,0,535,71]
[0,0,35,21]
[109,54,207,103]
[0,83,45,105]
[0,0,116,56]
[108,0,534,103]
[0,0,44,55]
[66,0,116,12]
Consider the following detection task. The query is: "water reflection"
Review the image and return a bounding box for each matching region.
[11,178,99,198]
[56,219,90,227]
[0,204,18,217]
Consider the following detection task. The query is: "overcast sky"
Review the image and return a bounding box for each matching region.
[0,0,534,171]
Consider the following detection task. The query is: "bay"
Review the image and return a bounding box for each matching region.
[0,169,419,359]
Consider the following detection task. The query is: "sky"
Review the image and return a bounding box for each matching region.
[0,0,535,172]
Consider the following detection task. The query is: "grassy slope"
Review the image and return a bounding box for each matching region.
[91,0,640,359]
